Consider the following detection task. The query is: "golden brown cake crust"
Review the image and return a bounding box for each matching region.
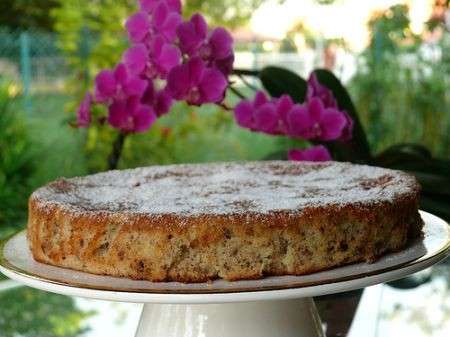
[27,161,422,282]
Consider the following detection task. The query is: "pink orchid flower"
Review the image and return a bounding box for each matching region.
[307,73,354,141]
[287,97,347,141]
[177,14,234,76]
[234,92,297,135]
[108,96,157,133]
[307,73,338,108]
[235,91,277,134]
[126,2,182,45]
[123,38,181,79]
[94,63,148,103]
[77,92,92,128]
[288,145,332,162]
[167,57,228,105]
[141,82,173,117]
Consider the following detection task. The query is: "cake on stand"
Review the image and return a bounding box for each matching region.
[1,211,449,337]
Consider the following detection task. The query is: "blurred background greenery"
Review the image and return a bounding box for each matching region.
[1,0,449,237]
[0,1,450,336]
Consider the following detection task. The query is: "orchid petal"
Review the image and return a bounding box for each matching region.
[208,27,233,60]
[123,44,148,76]
[141,81,156,105]
[308,97,324,121]
[154,89,173,116]
[320,109,347,141]
[157,43,181,74]
[153,2,169,29]
[214,54,234,76]
[340,110,354,142]
[108,99,129,130]
[77,92,92,127]
[94,70,117,102]
[199,67,227,103]
[126,12,150,43]
[167,63,191,99]
[132,103,157,132]
[186,57,205,86]
[161,12,182,42]
[288,145,332,162]
[139,0,158,13]
[114,63,129,85]
[307,73,337,108]
[286,104,314,139]
[276,94,294,122]
[254,103,279,134]
[123,77,148,97]
[177,14,208,55]
[234,100,254,129]
[253,91,269,108]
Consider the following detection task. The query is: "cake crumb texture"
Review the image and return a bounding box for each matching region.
[27,161,422,282]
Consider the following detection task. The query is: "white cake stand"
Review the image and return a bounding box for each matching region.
[1,211,449,337]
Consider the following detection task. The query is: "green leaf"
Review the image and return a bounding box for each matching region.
[263,150,287,161]
[420,194,450,222]
[259,66,307,103]
[373,143,450,221]
[374,143,450,177]
[312,69,372,162]
[376,143,432,159]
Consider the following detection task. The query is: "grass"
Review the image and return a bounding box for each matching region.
[26,94,88,186]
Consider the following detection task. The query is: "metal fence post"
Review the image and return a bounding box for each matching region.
[20,31,32,114]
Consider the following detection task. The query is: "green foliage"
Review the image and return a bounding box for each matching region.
[350,4,450,157]
[25,94,88,187]
[259,66,307,103]
[367,4,418,54]
[0,79,35,236]
[52,0,132,100]
[183,0,269,29]
[373,144,450,220]
[0,287,94,337]
[344,3,450,218]
[0,91,86,239]
[0,0,59,31]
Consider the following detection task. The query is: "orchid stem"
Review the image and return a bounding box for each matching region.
[232,69,260,77]
[238,74,259,92]
[108,132,126,170]
[228,86,246,99]
[218,102,233,111]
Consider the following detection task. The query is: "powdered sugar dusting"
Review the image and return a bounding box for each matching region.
[32,161,418,216]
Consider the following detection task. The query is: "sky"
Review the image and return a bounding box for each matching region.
[250,0,434,51]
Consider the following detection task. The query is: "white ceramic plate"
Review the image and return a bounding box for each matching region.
[1,211,449,304]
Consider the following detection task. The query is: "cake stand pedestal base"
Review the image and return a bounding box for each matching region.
[135,298,324,337]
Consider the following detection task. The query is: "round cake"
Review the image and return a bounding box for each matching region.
[27,161,422,282]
